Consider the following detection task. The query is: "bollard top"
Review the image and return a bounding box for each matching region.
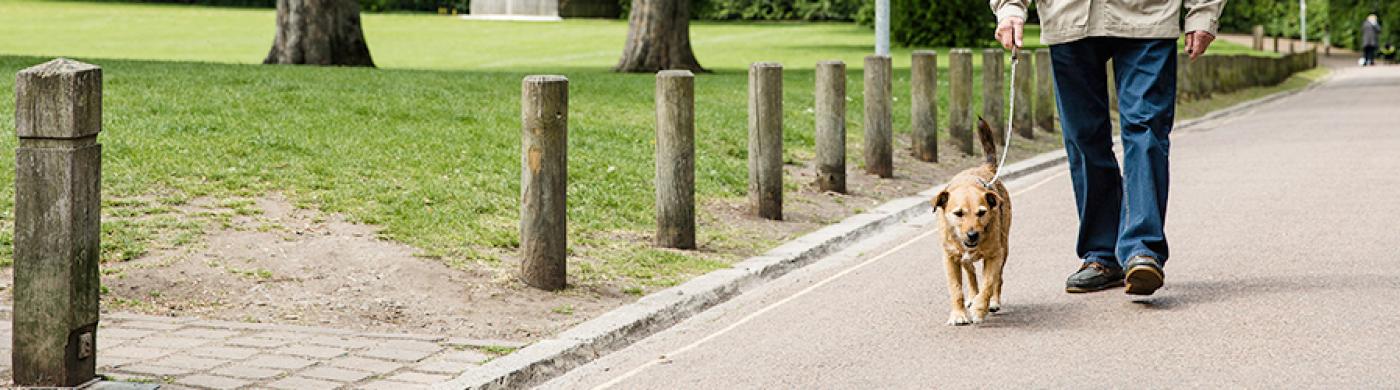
[913,50,938,56]
[19,58,99,78]
[657,69,694,79]
[523,75,568,85]
[750,62,783,70]
[16,58,102,140]
[950,48,973,54]
[816,60,846,67]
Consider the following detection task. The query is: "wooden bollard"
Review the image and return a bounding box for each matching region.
[1253,25,1265,50]
[1201,55,1219,95]
[911,50,938,162]
[655,70,695,249]
[1273,35,1280,53]
[1034,48,1056,133]
[1012,49,1034,140]
[1176,55,1190,99]
[1220,56,1233,92]
[815,61,846,193]
[1289,40,1295,54]
[1324,35,1331,57]
[981,49,1005,146]
[864,55,893,178]
[1179,55,1199,100]
[1258,56,1272,85]
[749,62,783,220]
[520,75,568,291]
[13,59,102,387]
[948,49,974,155]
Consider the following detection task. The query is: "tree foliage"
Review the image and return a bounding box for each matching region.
[1327,0,1400,49]
[890,0,994,48]
[691,0,862,21]
[1220,0,1400,49]
[1219,0,1329,39]
[82,0,468,12]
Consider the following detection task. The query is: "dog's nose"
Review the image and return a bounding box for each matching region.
[966,231,980,242]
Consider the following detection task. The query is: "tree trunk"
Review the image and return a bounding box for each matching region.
[615,0,705,73]
[264,0,375,67]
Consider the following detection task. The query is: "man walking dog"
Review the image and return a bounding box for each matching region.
[988,0,1225,295]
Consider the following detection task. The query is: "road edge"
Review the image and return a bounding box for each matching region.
[436,156,1068,390]
[435,68,1329,390]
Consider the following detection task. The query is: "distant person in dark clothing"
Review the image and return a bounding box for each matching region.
[1381,43,1397,63]
[1363,14,1381,66]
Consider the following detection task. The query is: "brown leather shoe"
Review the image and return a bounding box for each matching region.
[1065,262,1124,293]
[1124,256,1165,296]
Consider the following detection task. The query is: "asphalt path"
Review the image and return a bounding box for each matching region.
[546,65,1400,389]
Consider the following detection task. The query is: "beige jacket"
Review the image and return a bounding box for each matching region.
[991,0,1226,45]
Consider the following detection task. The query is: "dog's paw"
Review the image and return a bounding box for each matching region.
[989,300,1002,313]
[970,311,987,324]
[946,311,972,326]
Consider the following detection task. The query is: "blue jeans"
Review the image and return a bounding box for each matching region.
[1050,38,1175,270]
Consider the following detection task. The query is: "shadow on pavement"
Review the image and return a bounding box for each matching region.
[1129,273,1400,310]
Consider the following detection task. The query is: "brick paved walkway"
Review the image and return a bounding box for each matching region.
[0,308,524,389]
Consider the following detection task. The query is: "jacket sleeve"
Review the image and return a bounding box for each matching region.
[1183,0,1226,36]
[990,0,1029,23]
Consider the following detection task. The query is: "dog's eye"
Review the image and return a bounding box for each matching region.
[952,210,965,218]
[976,210,987,217]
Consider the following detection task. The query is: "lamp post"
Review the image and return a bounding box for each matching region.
[876,0,889,56]
[1300,0,1308,49]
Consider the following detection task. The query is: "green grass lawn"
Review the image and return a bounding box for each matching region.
[0,0,1263,71]
[0,0,1277,288]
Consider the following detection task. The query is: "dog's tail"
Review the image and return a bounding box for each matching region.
[976,116,999,170]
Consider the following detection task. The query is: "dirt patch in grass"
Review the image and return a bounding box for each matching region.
[0,194,628,341]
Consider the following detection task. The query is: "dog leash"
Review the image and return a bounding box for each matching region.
[984,46,1019,189]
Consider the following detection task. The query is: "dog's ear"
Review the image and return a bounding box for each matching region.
[984,192,1001,209]
[932,191,949,211]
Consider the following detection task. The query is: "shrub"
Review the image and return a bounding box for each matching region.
[1219,0,1328,40]
[68,0,469,13]
[693,0,862,21]
[891,0,994,48]
[1327,0,1400,50]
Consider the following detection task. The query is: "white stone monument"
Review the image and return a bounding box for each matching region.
[465,0,561,21]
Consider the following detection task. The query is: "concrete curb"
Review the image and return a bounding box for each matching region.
[436,149,1069,390]
[435,68,1329,390]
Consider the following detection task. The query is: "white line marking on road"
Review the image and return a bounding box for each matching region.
[594,168,1071,389]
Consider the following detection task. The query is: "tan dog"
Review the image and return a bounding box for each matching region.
[933,118,1011,326]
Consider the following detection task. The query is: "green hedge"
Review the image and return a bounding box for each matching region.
[67,0,468,13]
[1327,0,1400,49]
[890,0,993,48]
[1218,0,1328,40]
[692,0,862,21]
[1220,0,1400,50]
[84,0,866,20]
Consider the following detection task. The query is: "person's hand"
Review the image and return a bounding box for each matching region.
[1184,31,1215,61]
[995,16,1025,50]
